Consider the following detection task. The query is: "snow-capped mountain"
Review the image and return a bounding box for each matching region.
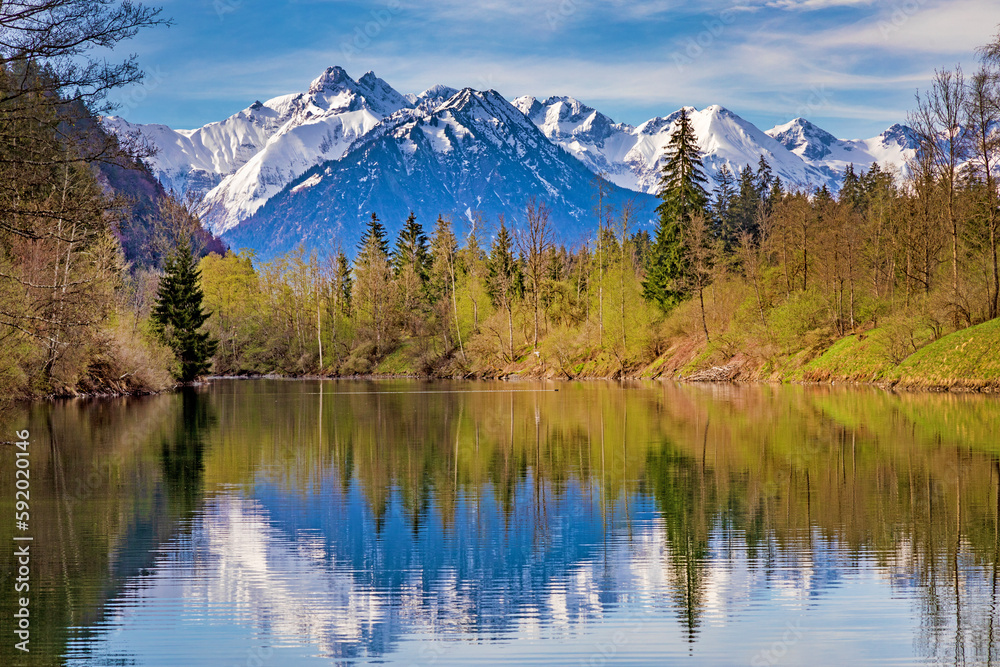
[224,88,653,258]
[765,118,917,179]
[515,96,912,194]
[107,65,920,258]
[107,66,413,235]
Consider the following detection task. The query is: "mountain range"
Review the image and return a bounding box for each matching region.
[105,66,919,259]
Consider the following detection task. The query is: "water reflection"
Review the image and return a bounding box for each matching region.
[1,381,998,666]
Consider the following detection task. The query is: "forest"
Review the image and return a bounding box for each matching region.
[2,1,1000,397]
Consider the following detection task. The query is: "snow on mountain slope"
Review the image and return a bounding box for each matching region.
[106,66,413,235]
[766,118,917,178]
[516,98,829,194]
[406,84,460,111]
[224,87,655,260]
[103,102,285,195]
[109,66,922,257]
[200,67,412,234]
[512,95,638,188]
[635,105,826,191]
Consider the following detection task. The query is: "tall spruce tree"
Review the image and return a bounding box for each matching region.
[151,238,218,382]
[643,108,708,311]
[393,211,429,281]
[333,251,352,317]
[354,212,393,354]
[487,218,522,360]
[711,164,737,245]
[754,156,774,205]
[358,212,390,260]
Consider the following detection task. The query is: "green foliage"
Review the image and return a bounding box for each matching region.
[655,108,709,225]
[486,220,523,307]
[892,317,1000,387]
[152,239,218,381]
[393,211,429,281]
[765,287,830,354]
[644,108,708,312]
[644,216,689,311]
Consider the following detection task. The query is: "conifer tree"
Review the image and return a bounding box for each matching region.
[429,215,464,358]
[357,212,389,260]
[754,156,774,205]
[711,164,736,244]
[487,218,522,360]
[393,211,429,281]
[151,238,218,382]
[333,251,352,317]
[354,212,393,354]
[643,108,708,311]
[732,165,761,240]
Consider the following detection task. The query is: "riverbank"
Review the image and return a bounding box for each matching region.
[399,315,1000,392]
[12,316,1000,400]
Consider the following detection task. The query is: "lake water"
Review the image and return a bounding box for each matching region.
[2,379,999,666]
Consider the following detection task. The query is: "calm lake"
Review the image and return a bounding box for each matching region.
[2,379,999,666]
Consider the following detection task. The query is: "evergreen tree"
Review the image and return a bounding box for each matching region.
[643,108,708,310]
[754,156,774,205]
[429,215,458,303]
[486,219,522,307]
[731,164,761,240]
[357,212,389,261]
[768,176,784,211]
[151,238,218,382]
[631,230,653,271]
[334,251,352,317]
[487,218,522,360]
[354,212,393,354]
[838,164,863,211]
[711,164,736,244]
[656,109,710,224]
[393,211,429,281]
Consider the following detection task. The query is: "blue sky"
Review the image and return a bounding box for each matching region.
[109,0,999,138]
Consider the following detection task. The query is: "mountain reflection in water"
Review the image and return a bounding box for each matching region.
[1,380,997,666]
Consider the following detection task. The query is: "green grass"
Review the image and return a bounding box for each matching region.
[801,331,895,382]
[891,318,1000,388]
[374,344,418,376]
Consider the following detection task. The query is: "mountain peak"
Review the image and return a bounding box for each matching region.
[355,70,412,114]
[879,123,919,149]
[766,117,840,161]
[309,66,354,95]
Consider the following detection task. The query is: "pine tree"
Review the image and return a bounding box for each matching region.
[838,164,863,211]
[643,108,708,311]
[354,212,393,354]
[358,212,389,261]
[429,215,458,303]
[711,164,736,245]
[731,165,761,239]
[393,211,429,281]
[754,156,774,205]
[487,218,522,360]
[768,176,784,211]
[334,251,352,317]
[151,238,218,382]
